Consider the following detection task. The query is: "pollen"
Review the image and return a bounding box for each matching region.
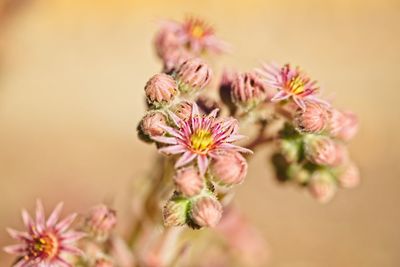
[191,25,205,39]
[191,129,214,153]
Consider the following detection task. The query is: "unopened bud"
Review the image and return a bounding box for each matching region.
[338,162,360,188]
[231,72,267,110]
[210,151,248,186]
[172,101,193,121]
[287,164,310,184]
[86,204,117,241]
[294,102,331,134]
[163,196,189,227]
[94,258,114,267]
[304,135,336,166]
[145,73,178,105]
[176,58,212,92]
[139,112,167,140]
[173,166,204,197]
[279,138,301,163]
[308,170,337,203]
[329,110,358,141]
[190,196,222,228]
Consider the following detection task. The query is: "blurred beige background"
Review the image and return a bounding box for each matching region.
[0,0,399,266]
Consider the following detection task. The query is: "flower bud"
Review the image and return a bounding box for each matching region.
[219,70,237,112]
[176,58,212,92]
[231,72,267,110]
[308,170,337,203]
[196,95,220,115]
[338,162,360,188]
[279,138,301,163]
[172,101,193,121]
[331,142,349,166]
[329,110,358,141]
[94,258,114,267]
[210,151,247,186]
[173,166,204,197]
[294,102,331,134]
[86,204,117,241]
[139,112,167,140]
[163,197,189,226]
[287,164,310,184]
[162,48,193,74]
[304,135,336,166]
[190,196,222,228]
[145,73,178,105]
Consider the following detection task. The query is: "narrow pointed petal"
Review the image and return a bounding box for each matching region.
[151,136,178,145]
[158,145,186,154]
[191,102,200,117]
[35,200,46,231]
[13,259,30,267]
[3,244,26,254]
[207,108,219,118]
[61,245,83,256]
[21,210,34,233]
[61,231,86,243]
[225,134,247,142]
[46,202,64,228]
[157,124,182,138]
[175,151,197,168]
[167,110,183,126]
[55,213,77,233]
[7,228,31,241]
[54,257,73,267]
[293,96,307,111]
[218,143,253,154]
[271,91,290,102]
[197,155,209,176]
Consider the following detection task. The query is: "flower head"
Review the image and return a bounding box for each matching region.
[139,111,168,139]
[145,73,178,105]
[175,58,212,92]
[231,72,268,110]
[329,109,359,141]
[152,103,251,175]
[4,200,84,267]
[258,63,325,110]
[156,17,228,56]
[294,102,332,134]
[86,204,117,241]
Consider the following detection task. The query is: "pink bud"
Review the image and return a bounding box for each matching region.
[231,72,267,109]
[294,102,331,134]
[154,28,181,60]
[329,109,358,141]
[308,171,337,203]
[140,112,167,138]
[86,204,117,240]
[210,151,248,186]
[162,48,193,73]
[145,73,178,105]
[176,58,212,92]
[163,198,189,227]
[173,166,204,197]
[191,197,222,227]
[172,101,193,121]
[305,135,336,166]
[331,142,349,166]
[338,163,360,188]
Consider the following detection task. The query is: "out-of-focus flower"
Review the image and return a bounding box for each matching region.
[145,73,178,105]
[210,151,248,186]
[162,48,193,73]
[308,171,337,203]
[4,200,84,267]
[86,204,117,241]
[218,70,237,112]
[176,58,212,92]
[172,101,193,121]
[139,111,168,139]
[231,72,268,110]
[94,257,115,267]
[287,164,310,184]
[196,95,220,115]
[331,142,349,166]
[152,103,251,175]
[304,135,337,166]
[258,63,325,110]
[329,110,359,141]
[294,102,331,134]
[173,166,204,197]
[155,17,228,56]
[338,162,360,188]
[279,138,301,163]
[190,197,222,228]
[163,197,189,227]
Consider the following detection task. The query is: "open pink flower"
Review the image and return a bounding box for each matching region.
[152,103,251,175]
[156,17,228,56]
[258,63,327,110]
[4,200,85,267]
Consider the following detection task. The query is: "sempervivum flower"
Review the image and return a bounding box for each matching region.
[258,63,326,110]
[85,204,117,241]
[329,109,359,141]
[231,72,268,110]
[144,73,178,105]
[210,151,248,186]
[175,58,212,92]
[294,102,332,134]
[4,200,84,267]
[155,17,228,56]
[308,170,337,203]
[152,103,251,175]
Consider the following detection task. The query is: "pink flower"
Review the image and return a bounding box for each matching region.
[258,63,326,110]
[4,200,85,267]
[152,103,251,175]
[156,17,229,56]
[86,204,117,241]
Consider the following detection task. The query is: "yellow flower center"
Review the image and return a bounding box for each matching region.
[289,76,306,95]
[191,25,205,39]
[29,233,58,259]
[191,129,214,153]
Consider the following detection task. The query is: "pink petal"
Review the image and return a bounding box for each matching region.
[61,231,86,243]
[207,108,219,118]
[218,143,253,154]
[13,259,30,267]
[166,110,183,127]
[157,124,182,139]
[3,244,26,254]
[47,202,64,228]
[53,257,73,267]
[175,151,197,168]
[151,136,178,145]
[6,228,31,241]
[197,155,209,176]
[21,209,34,233]
[158,145,186,155]
[293,96,306,111]
[35,199,46,232]
[61,245,83,256]
[225,134,246,142]
[55,213,77,233]
[191,102,200,117]
[271,91,290,102]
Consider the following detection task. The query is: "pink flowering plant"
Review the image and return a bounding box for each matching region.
[4,16,360,267]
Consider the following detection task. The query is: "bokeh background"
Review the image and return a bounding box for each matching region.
[0,0,399,266]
